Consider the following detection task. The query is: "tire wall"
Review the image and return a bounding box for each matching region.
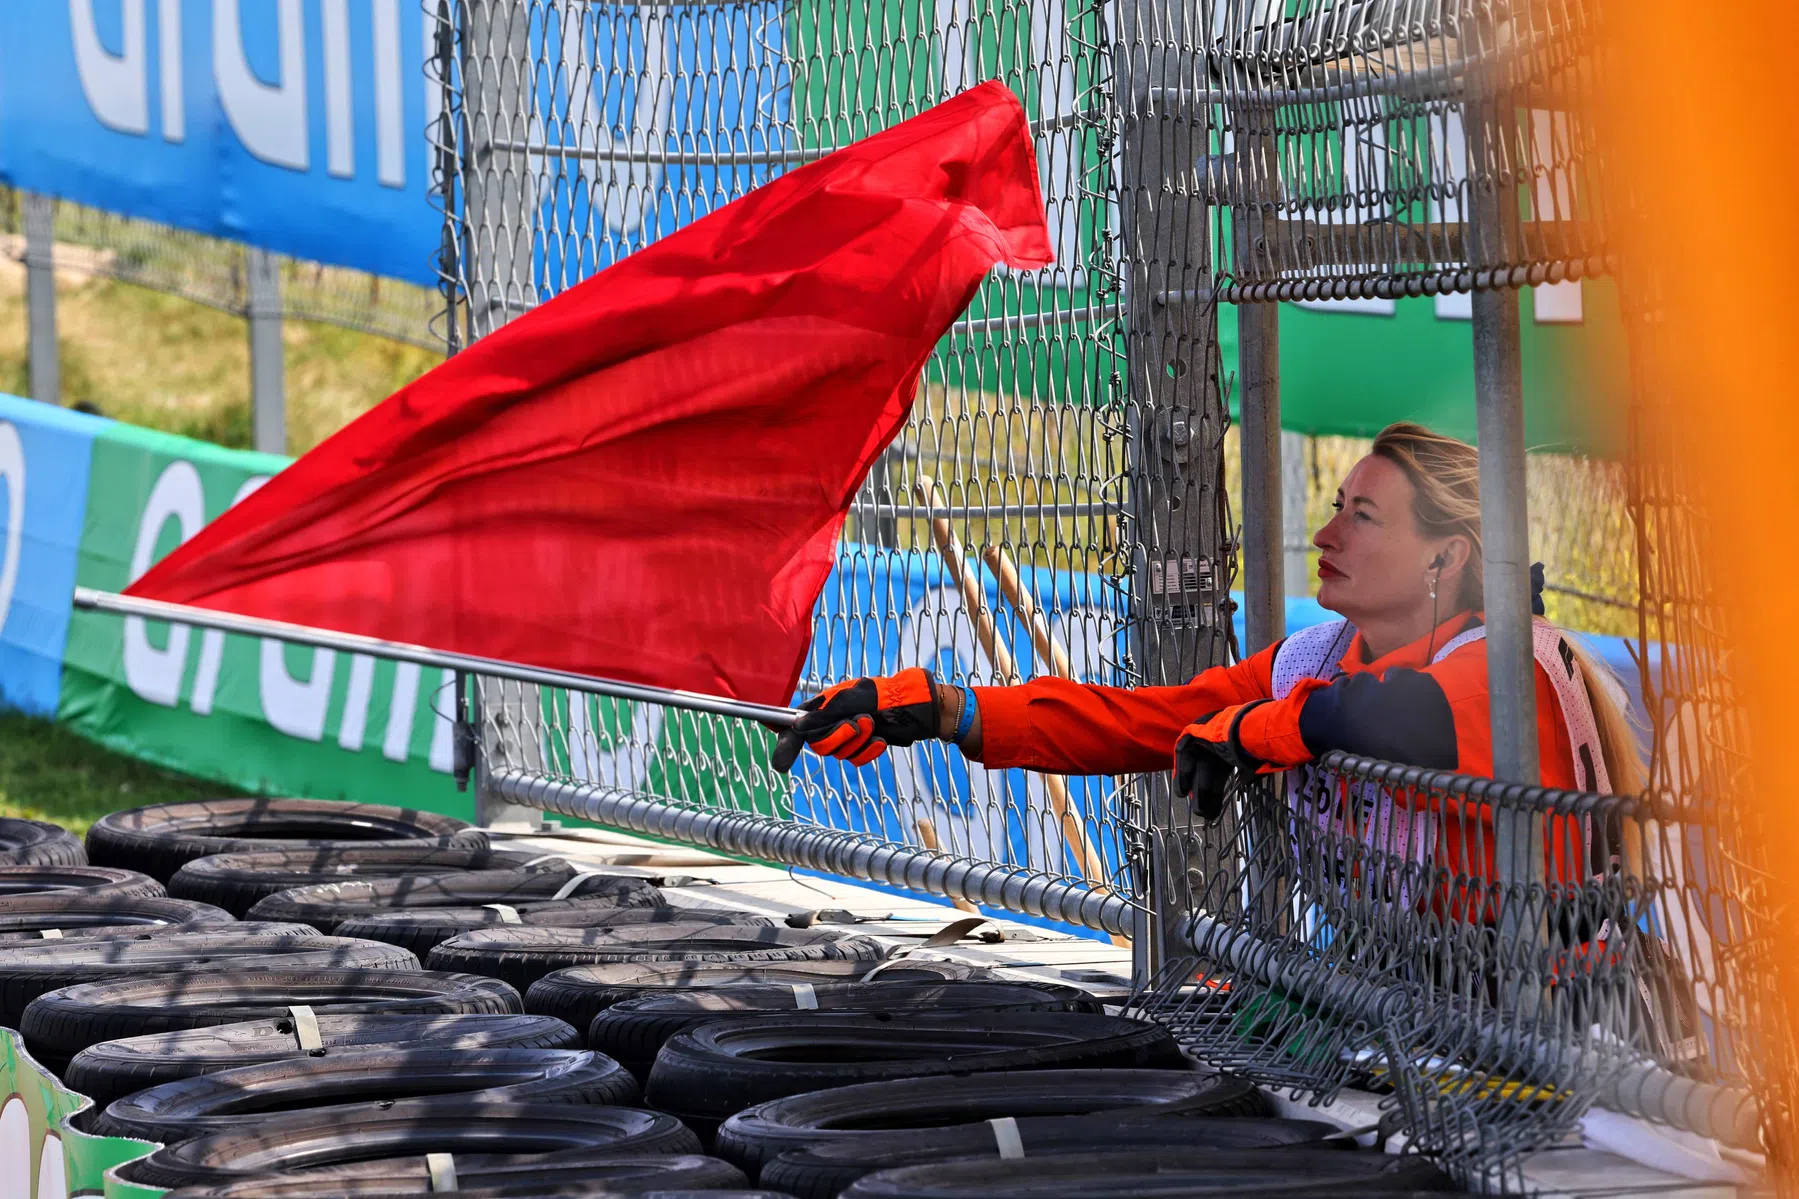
[0,1029,162,1199]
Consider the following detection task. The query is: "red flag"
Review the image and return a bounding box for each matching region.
[125,82,1052,705]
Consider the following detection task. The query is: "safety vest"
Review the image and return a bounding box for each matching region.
[1269,616,1610,874]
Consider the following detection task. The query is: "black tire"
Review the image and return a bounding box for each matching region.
[0,865,164,898]
[0,931,416,1028]
[94,1047,641,1142]
[715,1069,1271,1176]
[645,1012,1186,1138]
[0,896,238,942]
[764,1116,1344,1199]
[427,926,885,992]
[160,1155,753,1197]
[66,1013,581,1107]
[247,869,665,933]
[120,1099,702,1188]
[0,819,86,867]
[835,1148,1449,1198]
[595,982,1100,1082]
[338,904,774,959]
[169,846,568,917]
[21,966,517,1070]
[526,960,997,1032]
[86,799,482,882]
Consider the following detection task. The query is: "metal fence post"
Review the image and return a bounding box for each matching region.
[1281,429,1309,596]
[246,247,286,454]
[1115,0,1231,981]
[1235,111,1283,655]
[462,0,535,340]
[1237,301,1282,652]
[461,0,543,827]
[1465,73,1543,995]
[22,192,59,405]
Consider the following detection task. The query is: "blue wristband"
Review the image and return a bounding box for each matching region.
[952,684,978,744]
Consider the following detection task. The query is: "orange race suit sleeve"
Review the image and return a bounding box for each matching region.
[968,644,1279,775]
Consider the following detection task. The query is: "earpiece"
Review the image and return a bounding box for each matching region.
[1429,552,1448,571]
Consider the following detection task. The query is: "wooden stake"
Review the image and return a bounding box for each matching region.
[916,477,1128,947]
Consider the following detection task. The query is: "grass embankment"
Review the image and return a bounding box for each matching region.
[0,713,216,837]
[0,255,440,454]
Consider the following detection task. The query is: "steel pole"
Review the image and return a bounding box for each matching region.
[246,248,286,454]
[461,0,542,824]
[1472,288,1538,788]
[1281,429,1310,596]
[22,193,59,405]
[1238,301,1282,653]
[70,588,801,728]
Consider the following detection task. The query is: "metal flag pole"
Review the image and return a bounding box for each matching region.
[70,588,803,729]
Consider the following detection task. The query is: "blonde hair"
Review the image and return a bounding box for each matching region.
[1368,422,1647,797]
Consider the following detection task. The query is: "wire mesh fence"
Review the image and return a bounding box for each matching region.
[1129,750,1757,1189]
[1194,0,1610,304]
[443,0,1160,927]
[0,184,443,353]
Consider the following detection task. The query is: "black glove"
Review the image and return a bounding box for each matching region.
[771,667,940,773]
[1172,700,1267,822]
[1173,732,1237,822]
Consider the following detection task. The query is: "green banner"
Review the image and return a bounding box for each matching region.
[0,1030,159,1199]
[57,420,470,815]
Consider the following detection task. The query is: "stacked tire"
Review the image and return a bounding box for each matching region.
[0,800,1463,1197]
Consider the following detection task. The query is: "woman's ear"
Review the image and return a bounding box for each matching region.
[1442,535,1473,575]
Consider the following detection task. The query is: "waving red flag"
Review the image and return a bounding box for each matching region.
[125,82,1051,704]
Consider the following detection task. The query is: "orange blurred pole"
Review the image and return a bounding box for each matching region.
[1601,1,1799,1179]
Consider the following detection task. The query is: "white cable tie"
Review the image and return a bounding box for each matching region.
[39,929,62,940]
[551,870,608,900]
[792,983,819,1010]
[520,854,562,869]
[425,1152,458,1192]
[483,904,523,924]
[288,1005,324,1052]
[989,1117,1025,1160]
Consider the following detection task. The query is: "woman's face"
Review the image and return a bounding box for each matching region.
[1313,454,1442,625]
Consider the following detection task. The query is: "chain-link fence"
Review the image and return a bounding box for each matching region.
[439,0,1161,930]
[434,0,1768,1188]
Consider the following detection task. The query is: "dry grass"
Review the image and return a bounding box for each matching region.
[0,256,441,455]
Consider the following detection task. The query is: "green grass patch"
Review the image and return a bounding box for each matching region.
[0,712,217,837]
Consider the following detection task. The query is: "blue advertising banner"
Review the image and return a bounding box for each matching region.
[0,396,102,717]
[0,1,439,285]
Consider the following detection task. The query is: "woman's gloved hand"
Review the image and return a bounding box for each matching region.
[771,667,942,772]
[1172,700,1268,822]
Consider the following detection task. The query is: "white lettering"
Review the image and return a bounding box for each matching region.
[321,0,353,178]
[0,424,23,637]
[157,0,183,140]
[123,460,205,707]
[337,653,378,750]
[428,669,455,772]
[259,640,336,741]
[70,0,148,135]
[214,0,308,171]
[375,0,404,187]
[568,695,663,790]
[383,660,421,761]
[190,475,267,716]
